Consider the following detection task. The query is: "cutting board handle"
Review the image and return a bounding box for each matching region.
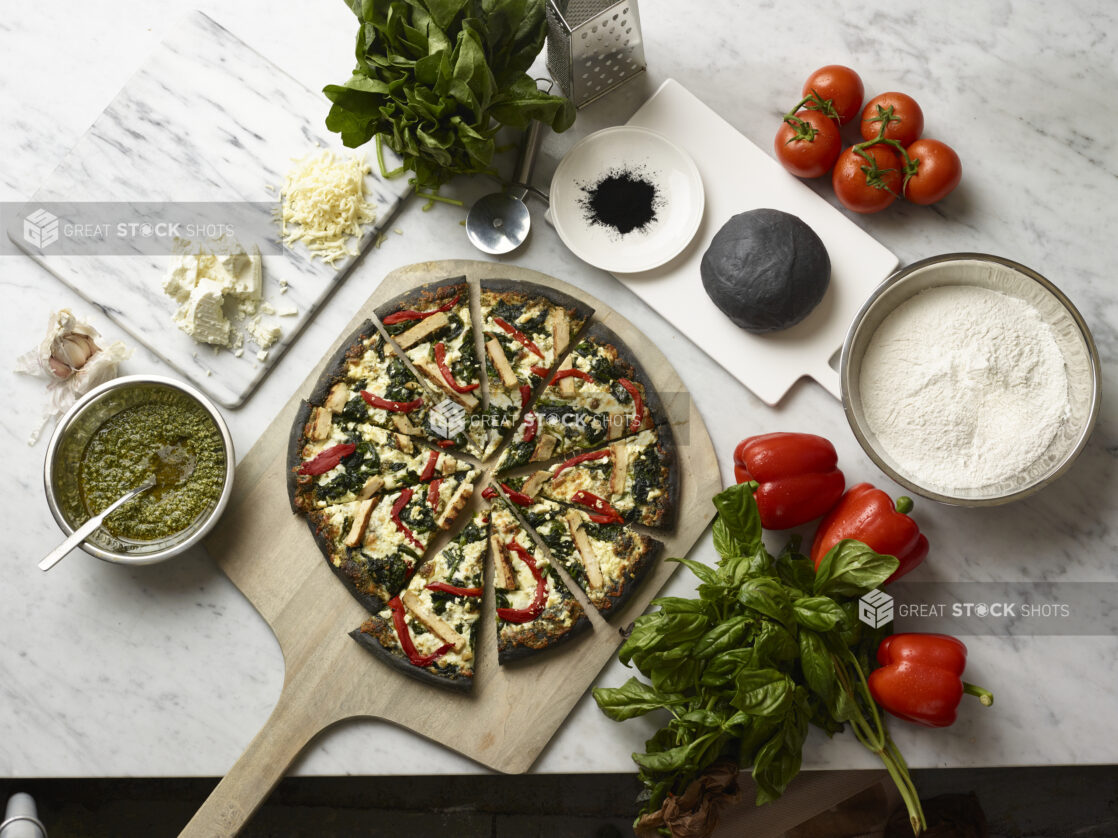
[178,684,321,838]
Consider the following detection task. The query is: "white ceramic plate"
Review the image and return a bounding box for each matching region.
[548,126,704,273]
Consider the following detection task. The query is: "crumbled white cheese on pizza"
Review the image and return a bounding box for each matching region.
[278,149,377,266]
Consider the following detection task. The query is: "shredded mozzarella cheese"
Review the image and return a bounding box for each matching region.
[279,150,377,266]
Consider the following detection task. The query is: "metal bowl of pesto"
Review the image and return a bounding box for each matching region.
[840,253,1100,507]
[43,375,235,564]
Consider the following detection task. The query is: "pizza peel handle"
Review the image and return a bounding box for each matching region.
[178,681,326,838]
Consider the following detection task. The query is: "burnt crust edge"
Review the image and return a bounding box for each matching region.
[373,276,468,322]
[479,278,596,329]
[497,608,592,665]
[349,621,474,693]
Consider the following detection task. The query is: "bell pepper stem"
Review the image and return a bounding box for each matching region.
[963,682,995,707]
[895,496,914,514]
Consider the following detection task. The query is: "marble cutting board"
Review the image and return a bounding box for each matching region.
[615,79,899,405]
[10,11,411,408]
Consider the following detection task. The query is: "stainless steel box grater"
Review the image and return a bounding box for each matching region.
[546,0,647,109]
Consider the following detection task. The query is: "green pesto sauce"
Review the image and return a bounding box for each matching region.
[79,400,225,541]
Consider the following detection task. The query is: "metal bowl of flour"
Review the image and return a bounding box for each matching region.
[840,254,1100,506]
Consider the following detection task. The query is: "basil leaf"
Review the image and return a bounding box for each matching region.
[692,615,753,660]
[711,482,763,558]
[667,556,717,584]
[752,690,810,805]
[679,708,723,728]
[738,577,793,627]
[813,539,900,598]
[750,622,799,668]
[650,656,701,694]
[720,548,773,586]
[775,538,817,594]
[632,741,695,775]
[737,716,780,765]
[732,668,793,717]
[792,596,847,631]
[700,648,754,687]
[592,677,684,721]
[649,595,713,615]
[618,614,670,666]
[797,629,836,705]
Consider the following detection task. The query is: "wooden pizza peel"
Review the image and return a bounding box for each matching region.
[181,259,722,837]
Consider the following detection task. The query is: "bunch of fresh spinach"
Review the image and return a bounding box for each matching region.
[593,482,927,836]
[324,0,575,193]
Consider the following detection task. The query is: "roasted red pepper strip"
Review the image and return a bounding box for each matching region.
[434,342,479,393]
[437,439,457,449]
[734,433,845,530]
[426,581,483,597]
[529,365,552,378]
[390,488,423,550]
[493,316,544,359]
[868,633,994,728]
[496,542,549,624]
[519,383,532,408]
[481,486,498,500]
[499,482,533,507]
[617,378,644,433]
[361,390,424,413]
[427,478,442,509]
[548,368,594,386]
[418,450,440,482]
[389,596,452,667]
[570,490,624,523]
[522,411,539,444]
[382,293,460,325]
[810,482,928,584]
[298,443,355,476]
[552,448,611,479]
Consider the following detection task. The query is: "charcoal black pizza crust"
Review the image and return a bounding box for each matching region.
[597,535,665,615]
[479,278,596,330]
[349,619,473,693]
[373,276,468,323]
[577,319,670,439]
[497,608,592,665]
[287,399,314,514]
[302,509,389,616]
[306,318,380,408]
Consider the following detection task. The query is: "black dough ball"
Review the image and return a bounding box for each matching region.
[700,209,831,333]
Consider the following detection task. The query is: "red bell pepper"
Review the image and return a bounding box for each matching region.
[552,448,611,479]
[418,450,440,482]
[389,596,452,667]
[519,383,532,408]
[618,378,644,433]
[548,368,594,386]
[571,490,624,524]
[390,489,423,550]
[499,483,534,507]
[361,390,424,413]
[481,486,498,500]
[733,433,845,530]
[868,633,994,727]
[427,478,442,509]
[434,342,479,393]
[529,365,552,378]
[298,443,355,476]
[522,411,539,444]
[810,483,928,584]
[426,581,482,597]
[496,542,549,624]
[493,316,544,358]
[382,293,460,325]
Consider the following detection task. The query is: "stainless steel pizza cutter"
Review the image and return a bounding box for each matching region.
[466,121,548,255]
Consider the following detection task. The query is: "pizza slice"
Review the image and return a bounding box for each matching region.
[493,323,661,472]
[495,487,663,615]
[305,469,479,612]
[308,321,432,441]
[504,427,677,529]
[288,400,472,513]
[478,280,593,456]
[488,495,590,663]
[376,279,487,457]
[349,509,489,690]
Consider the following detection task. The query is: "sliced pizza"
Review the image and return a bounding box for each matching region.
[376,279,487,457]
[288,400,472,513]
[494,323,661,472]
[488,495,590,663]
[308,320,432,442]
[305,469,479,612]
[497,487,663,615]
[350,509,489,690]
[504,427,677,529]
[478,280,593,456]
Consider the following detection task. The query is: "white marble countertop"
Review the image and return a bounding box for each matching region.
[2,0,1115,780]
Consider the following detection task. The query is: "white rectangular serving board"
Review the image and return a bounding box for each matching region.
[10,11,410,408]
[616,79,898,405]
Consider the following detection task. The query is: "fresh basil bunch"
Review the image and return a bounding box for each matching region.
[593,482,927,835]
[324,0,575,192]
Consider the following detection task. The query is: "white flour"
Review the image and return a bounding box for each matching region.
[860,285,1069,491]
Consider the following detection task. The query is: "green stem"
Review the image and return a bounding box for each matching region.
[964,682,995,707]
[375,134,406,179]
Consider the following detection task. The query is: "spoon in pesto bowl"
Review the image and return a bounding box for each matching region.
[38,474,158,571]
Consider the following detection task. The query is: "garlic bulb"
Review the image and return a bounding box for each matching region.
[15,309,133,444]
